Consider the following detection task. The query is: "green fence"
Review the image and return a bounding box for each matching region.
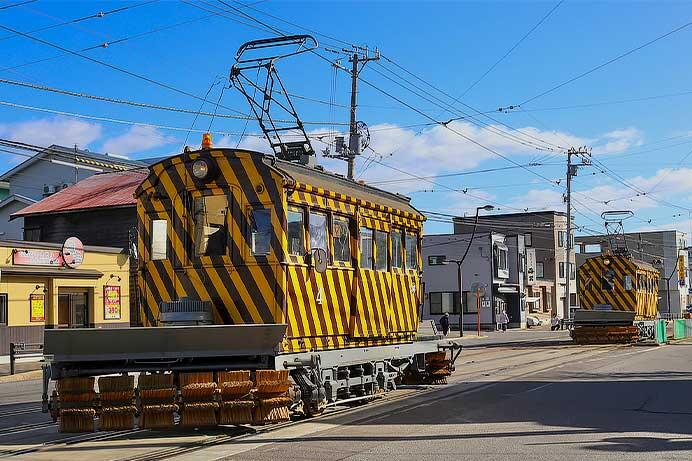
[656,320,667,344]
[673,319,692,340]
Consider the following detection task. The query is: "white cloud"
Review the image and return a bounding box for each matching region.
[0,116,102,148]
[506,188,565,213]
[101,125,178,156]
[593,127,644,155]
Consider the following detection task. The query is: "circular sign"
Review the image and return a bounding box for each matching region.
[62,237,84,268]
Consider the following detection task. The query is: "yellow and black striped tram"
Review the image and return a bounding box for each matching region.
[578,253,659,319]
[42,144,457,431]
[135,145,424,350]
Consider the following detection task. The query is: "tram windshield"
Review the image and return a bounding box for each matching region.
[193,194,229,257]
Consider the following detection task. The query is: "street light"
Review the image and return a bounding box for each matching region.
[445,204,495,337]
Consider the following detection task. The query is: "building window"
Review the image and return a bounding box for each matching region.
[391,230,403,269]
[497,249,508,271]
[405,232,418,270]
[250,208,271,255]
[287,207,305,256]
[309,211,328,256]
[570,293,577,306]
[536,262,544,278]
[360,227,373,269]
[24,227,41,242]
[570,263,576,280]
[0,293,7,326]
[558,231,565,248]
[374,229,388,271]
[151,219,167,260]
[193,194,228,257]
[429,292,460,314]
[428,255,446,266]
[464,291,479,313]
[524,233,532,247]
[559,262,565,279]
[332,216,350,263]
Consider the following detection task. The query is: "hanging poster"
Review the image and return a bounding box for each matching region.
[103,286,121,320]
[30,294,45,322]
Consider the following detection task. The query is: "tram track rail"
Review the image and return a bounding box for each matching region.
[0,342,629,460]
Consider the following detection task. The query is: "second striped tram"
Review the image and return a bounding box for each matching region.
[578,253,659,319]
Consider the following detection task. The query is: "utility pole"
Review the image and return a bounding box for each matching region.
[346,47,379,180]
[564,147,591,320]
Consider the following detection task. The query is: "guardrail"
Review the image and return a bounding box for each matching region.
[9,342,43,375]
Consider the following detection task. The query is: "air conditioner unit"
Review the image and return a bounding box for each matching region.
[43,185,50,194]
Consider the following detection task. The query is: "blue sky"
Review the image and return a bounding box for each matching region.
[1,0,692,236]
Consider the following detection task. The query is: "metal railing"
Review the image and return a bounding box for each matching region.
[9,342,43,375]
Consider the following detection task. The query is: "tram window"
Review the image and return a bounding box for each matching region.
[624,275,633,291]
[250,208,271,255]
[151,219,167,260]
[287,208,305,256]
[405,232,418,270]
[309,212,328,256]
[193,195,228,257]
[360,227,373,269]
[391,230,403,269]
[374,229,388,271]
[601,269,615,291]
[333,216,350,262]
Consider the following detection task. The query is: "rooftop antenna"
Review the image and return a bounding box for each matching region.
[230,35,318,166]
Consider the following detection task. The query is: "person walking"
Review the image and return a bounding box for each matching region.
[440,312,450,336]
[550,313,561,331]
[498,309,509,332]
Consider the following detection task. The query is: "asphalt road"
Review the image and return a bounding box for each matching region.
[0,331,690,460]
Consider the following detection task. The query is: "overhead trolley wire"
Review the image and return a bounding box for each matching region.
[0,0,160,42]
[514,18,692,107]
[0,22,249,116]
[457,0,564,98]
[0,0,36,12]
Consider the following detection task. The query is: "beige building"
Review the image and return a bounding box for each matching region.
[0,239,129,355]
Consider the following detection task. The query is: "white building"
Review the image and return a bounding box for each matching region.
[422,232,527,330]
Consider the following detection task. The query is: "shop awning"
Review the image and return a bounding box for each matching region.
[0,266,104,279]
[525,296,541,303]
[497,285,519,293]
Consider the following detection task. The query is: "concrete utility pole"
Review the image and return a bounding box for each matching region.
[346,48,379,180]
[564,147,591,320]
[562,147,591,319]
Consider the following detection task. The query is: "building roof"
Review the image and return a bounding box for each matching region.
[275,159,420,216]
[11,169,147,219]
[0,193,36,210]
[0,144,148,182]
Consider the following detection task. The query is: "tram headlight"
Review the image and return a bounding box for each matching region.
[192,158,211,180]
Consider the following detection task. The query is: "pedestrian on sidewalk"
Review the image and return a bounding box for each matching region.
[550,313,561,331]
[498,309,509,332]
[440,312,450,336]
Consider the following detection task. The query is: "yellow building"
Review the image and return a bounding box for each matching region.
[0,239,129,355]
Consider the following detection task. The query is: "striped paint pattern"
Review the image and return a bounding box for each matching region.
[136,148,424,354]
[578,254,659,320]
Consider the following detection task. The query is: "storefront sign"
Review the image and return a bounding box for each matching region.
[103,285,121,320]
[62,237,84,268]
[13,248,63,266]
[30,294,45,322]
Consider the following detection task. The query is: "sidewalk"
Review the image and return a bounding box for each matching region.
[0,355,44,381]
